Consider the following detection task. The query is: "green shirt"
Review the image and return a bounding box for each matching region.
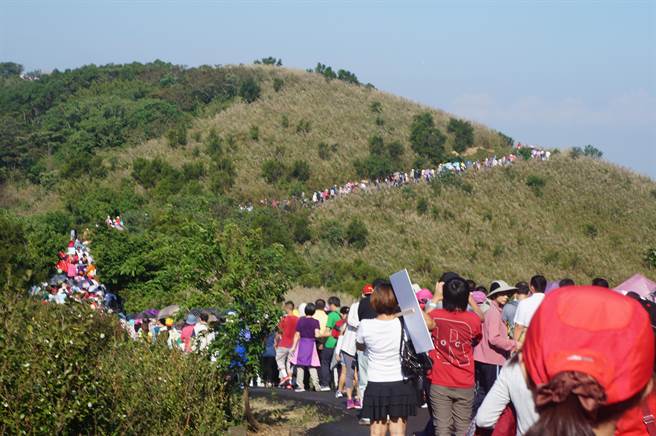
[325,311,341,348]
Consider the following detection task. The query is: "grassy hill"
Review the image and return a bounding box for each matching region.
[1,63,510,213]
[304,156,656,289]
[1,61,655,308]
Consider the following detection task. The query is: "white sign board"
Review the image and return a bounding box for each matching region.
[390,269,435,354]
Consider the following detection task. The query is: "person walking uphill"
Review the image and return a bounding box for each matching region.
[291,303,322,392]
[426,275,484,436]
[320,296,341,391]
[356,281,435,436]
[522,286,655,436]
[276,301,298,387]
[473,280,518,411]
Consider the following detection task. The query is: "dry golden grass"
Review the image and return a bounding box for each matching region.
[109,65,508,201]
[305,156,656,289]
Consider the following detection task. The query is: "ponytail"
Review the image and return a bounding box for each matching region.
[525,371,644,436]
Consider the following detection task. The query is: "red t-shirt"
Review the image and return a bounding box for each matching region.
[616,389,656,436]
[278,315,299,348]
[428,308,482,388]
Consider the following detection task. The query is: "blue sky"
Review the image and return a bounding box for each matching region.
[2,0,654,177]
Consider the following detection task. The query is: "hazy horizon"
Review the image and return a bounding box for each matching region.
[1,0,654,178]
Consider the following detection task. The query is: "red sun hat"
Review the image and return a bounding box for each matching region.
[523,285,654,405]
[362,283,374,295]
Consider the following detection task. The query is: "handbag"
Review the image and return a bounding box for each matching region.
[398,317,433,380]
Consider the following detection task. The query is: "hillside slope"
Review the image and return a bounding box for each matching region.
[105,65,511,200]
[304,156,656,288]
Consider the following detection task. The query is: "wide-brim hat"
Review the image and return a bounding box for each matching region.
[487,280,517,298]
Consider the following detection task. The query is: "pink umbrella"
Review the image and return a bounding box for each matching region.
[615,274,656,298]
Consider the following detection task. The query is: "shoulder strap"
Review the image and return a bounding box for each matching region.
[398,317,405,354]
[643,401,656,436]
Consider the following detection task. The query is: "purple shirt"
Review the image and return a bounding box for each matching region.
[296,316,320,339]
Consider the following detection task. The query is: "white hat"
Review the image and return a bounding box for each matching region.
[487,280,518,299]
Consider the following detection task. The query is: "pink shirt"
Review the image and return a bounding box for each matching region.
[473,301,516,365]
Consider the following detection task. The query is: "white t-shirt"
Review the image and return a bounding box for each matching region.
[475,360,539,436]
[341,301,360,356]
[513,293,545,328]
[356,318,404,382]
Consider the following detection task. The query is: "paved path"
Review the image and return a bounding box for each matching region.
[251,387,430,435]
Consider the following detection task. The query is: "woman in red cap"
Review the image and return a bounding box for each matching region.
[522,286,655,436]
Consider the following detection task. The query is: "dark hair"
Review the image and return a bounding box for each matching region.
[370,282,398,315]
[372,278,387,290]
[466,279,476,292]
[475,285,488,295]
[314,299,326,310]
[328,296,341,307]
[304,303,316,316]
[560,278,575,287]
[515,281,530,295]
[530,275,547,293]
[284,300,295,309]
[592,278,609,288]
[525,371,643,436]
[340,306,350,315]
[200,311,209,322]
[443,278,470,312]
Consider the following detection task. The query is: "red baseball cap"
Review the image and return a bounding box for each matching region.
[362,283,374,295]
[523,286,654,405]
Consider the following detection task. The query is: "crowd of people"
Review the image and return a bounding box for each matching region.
[267,273,656,436]
[29,230,123,312]
[245,144,551,210]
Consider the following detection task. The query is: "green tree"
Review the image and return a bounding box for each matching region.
[0,62,23,78]
[409,112,446,164]
[583,145,603,159]
[208,223,291,430]
[447,118,474,153]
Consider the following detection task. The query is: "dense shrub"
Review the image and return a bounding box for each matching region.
[526,174,546,196]
[646,248,656,269]
[166,123,187,148]
[583,223,599,239]
[280,114,289,129]
[289,160,311,182]
[416,198,429,215]
[182,162,206,180]
[272,78,284,92]
[0,294,232,434]
[447,118,474,153]
[318,142,331,160]
[238,77,261,103]
[261,159,287,184]
[387,140,404,159]
[369,101,382,113]
[321,220,346,246]
[296,119,311,134]
[132,157,176,189]
[209,158,236,194]
[517,147,532,160]
[204,128,223,156]
[346,219,369,249]
[249,125,259,141]
[409,112,446,164]
[570,147,583,159]
[368,134,385,155]
[312,258,383,296]
[498,131,514,147]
